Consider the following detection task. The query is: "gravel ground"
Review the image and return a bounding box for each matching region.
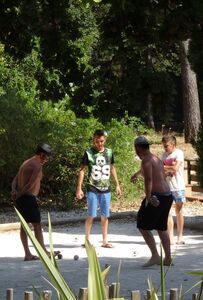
[0,218,203,300]
[0,201,203,226]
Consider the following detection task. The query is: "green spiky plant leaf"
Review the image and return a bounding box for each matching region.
[15,208,76,300]
[16,208,124,300]
[85,239,109,299]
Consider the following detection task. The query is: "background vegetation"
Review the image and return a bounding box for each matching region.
[1,0,203,209]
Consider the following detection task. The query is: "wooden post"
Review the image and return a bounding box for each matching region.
[78,287,88,300]
[187,160,191,184]
[24,291,33,300]
[42,290,52,299]
[146,289,151,300]
[192,293,199,300]
[131,290,141,300]
[169,288,178,300]
[109,282,120,299]
[6,288,13,300]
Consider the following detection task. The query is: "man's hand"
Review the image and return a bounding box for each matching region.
[76,188,84,200]
[116,185,122,197]
[11,190,17,200]
[130,173,138,184]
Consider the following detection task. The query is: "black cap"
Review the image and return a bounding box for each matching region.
[36,143,52,156]
[134,136,150,146]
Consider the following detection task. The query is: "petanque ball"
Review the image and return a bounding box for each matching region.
[74,254,79,261]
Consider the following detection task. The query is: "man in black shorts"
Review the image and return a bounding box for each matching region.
[11,144,52,261]
[131,136,173,267]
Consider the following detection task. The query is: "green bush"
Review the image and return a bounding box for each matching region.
[0,90,147,209]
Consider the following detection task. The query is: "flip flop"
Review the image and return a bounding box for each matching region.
[176,241,185,245]
[101,243,113,248]
[24,255,39,261]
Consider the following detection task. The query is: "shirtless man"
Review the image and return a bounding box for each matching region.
[131,136,173,267]
[11,143,52,261]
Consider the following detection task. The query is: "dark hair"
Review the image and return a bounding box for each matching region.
[162,135,176,145]
[135,144,149,150]
[93,129,108,137]
[36,143,52,156]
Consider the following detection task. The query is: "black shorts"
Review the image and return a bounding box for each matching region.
[15,195,41,223]
[137,193,173,231]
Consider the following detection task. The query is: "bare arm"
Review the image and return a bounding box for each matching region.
[11,175,18,200]
[110,165,122,196]
[142,159,152,201]
[130,168,143,183]
[76,165,86,200]
[164,160,181,173]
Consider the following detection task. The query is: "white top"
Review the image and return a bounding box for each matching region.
[161,148,185,191]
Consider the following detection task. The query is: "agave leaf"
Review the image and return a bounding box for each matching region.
[15,208,76,300]
[85,239,108,300]
[48,213,60,271]
[116,260,122,284]
[32,285,44,300]
[181,279,203,298]
[147,278,159,300]
[102,265,111,283]
[160,244,165,300]
[188,272,203,276]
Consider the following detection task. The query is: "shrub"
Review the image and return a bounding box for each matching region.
[0,90,147,209]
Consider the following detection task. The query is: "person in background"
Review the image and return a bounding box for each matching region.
[131,136,173,267]
[76,129,122,248]
[161,135,186,245]
[11,144,52,261]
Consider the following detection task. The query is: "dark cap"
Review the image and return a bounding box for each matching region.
[36,143,52,156]
[134,136,150,146]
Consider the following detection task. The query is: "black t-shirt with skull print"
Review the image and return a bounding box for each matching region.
[82,147,114,193]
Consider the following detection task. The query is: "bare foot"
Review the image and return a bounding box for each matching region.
[142,256,160,267]
[163,258,174,266]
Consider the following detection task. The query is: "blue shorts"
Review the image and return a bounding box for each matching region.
[171,190,186,203]
[86,192,111,218]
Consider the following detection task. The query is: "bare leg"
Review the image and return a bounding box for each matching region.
[158,230,172,265]
[139,229,160,267]
[175,202,184,243]
[167,208,174,244]
[101,216,109,245]
[85,216,94,242]
[20,225,35,260]
[32,223,48,253]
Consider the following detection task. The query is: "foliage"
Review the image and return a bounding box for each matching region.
[0,76,147,208]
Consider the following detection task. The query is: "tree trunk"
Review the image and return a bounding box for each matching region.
[180,40,201,143]
[146,92,155,129]
[146,49,155,129]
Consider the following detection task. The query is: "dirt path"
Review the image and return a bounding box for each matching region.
[0,218,203,300]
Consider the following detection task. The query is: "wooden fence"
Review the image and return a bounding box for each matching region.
[6,286,200,300]
[185,158,203,202]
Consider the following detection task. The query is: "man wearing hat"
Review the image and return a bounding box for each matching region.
[131,136,173,267]
[11,143,52,261]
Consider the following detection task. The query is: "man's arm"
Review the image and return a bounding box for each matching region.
[11,175,18,200]
[76,165,86,200]
[130,169,143,183]
[110,165,122,196]
[164,160,181,173]
[142,159,152,201]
